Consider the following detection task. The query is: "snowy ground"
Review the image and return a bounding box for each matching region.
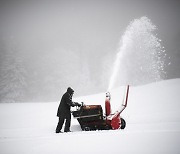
[0,79,180,154]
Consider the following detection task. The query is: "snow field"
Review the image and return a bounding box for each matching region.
[0,79,180,154]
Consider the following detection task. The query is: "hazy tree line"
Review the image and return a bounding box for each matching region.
[0,36,113,103]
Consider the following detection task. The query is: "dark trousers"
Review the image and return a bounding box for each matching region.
[56,114,71,132]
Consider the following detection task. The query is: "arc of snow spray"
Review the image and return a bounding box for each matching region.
[108,34,131,91]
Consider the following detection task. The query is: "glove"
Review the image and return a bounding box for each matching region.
[77,103,81,107]
[74,102,81,107]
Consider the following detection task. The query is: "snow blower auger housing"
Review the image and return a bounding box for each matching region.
[72,85,130,131]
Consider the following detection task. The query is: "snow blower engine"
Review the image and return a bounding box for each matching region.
[72,85,130,131]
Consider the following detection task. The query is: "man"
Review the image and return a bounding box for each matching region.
[56,87,79,133]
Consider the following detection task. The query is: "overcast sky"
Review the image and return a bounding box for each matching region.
[0,0,180,98]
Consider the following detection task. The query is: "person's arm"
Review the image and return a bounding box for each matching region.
[66,94,75,107]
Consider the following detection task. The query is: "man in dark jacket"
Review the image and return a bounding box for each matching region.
[56,87,77,133]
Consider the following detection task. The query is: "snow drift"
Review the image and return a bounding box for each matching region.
[0,79,180,154]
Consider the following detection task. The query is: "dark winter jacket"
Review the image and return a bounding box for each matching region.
[57,88,75,118]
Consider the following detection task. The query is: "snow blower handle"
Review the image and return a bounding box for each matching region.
[74,102,82,107]
[72,102,82,111]
[81,102,84,106]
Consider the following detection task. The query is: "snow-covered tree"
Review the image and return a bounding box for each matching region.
[0,40,27,103]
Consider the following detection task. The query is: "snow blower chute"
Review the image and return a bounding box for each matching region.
[72,85,130,131]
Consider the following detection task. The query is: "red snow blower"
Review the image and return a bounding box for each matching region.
[72,85,130,131]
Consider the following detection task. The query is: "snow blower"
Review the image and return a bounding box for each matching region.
[72,85,130,131]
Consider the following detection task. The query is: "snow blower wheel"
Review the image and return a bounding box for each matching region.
[120,118,126,129]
